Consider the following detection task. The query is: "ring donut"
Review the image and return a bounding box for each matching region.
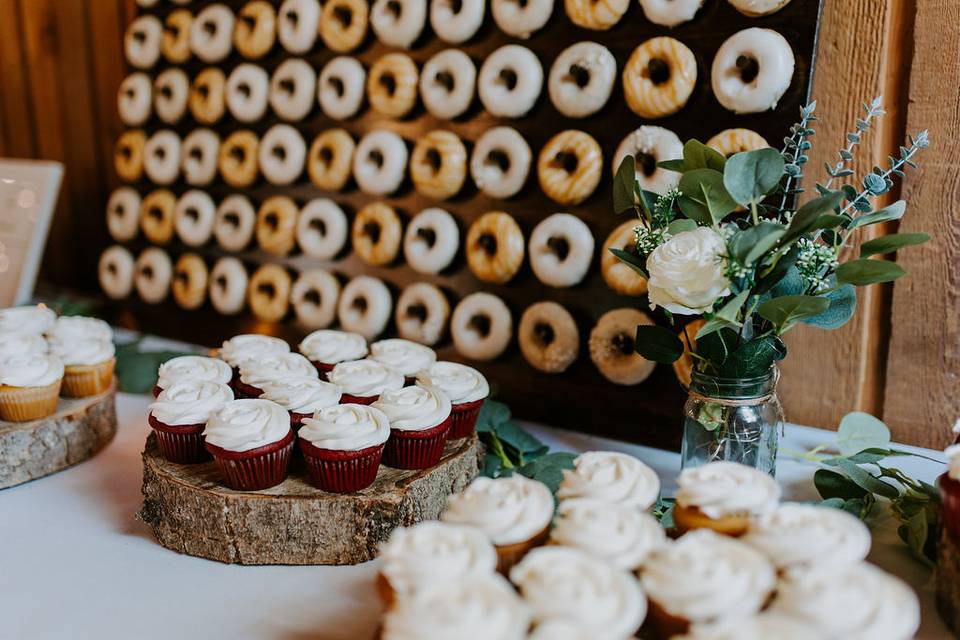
[338,276,393,340]
[601,221,648,296]
[420,49,476,120]
[549,42,616,118]
[137,0,159,6]
[248,264,292,323]
[181,128,220,186]
[118,73,152,126]
[99,245,135,300]
[396,283,449,346]
[172,253,209,310]
[191,3,235,63]
[125,15,162,70]
[189,68,227,124]
[529,213,594,288]
[139,189,176,245]
[278,0,321,54]
[728,0,792,17]
[707,128,770,157]
[144,130,181,185]
[589,308,656,385]
[565,0,627,30]
[613,126,683,195]
[712,28,795,114]
[431,0,484,44]
[519,301,579,373]
[106,187,141,242]
[219,130,260,188]
[308,129,355,191]
[214,195,257,252]
[235,1,277,59]
[154,68,189,124]
[256,195,299,256]
[478,45,543,118]
[114,130,146,183]
[318,56,367,120]
[297,198,349,260]
[162,9,193,64]
[639,0,703,26]
[259,124,306,185]
[368,53,419,119]
[537,130,603,206]
[175,190,217,247]
[492,0,552,39]
[371,0,426,49]
[624,37,697,119]
[451,292,512,361]
[470,127,531,199]
[410,130,467,200]
[352,202,402,266]
[226,63,270,123]
[353,130,408,196]
[291,269,341,329]
[404,208,459,275]
[135,248,173,305]
[209,257,249,315]
[466,211,525,284]
[269,58,316,121]
[321,0,370,52]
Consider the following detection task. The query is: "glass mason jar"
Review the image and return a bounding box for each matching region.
[680,368,783,476]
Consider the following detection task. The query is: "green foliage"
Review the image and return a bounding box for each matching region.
[860,232,931,257]
[757,295,830,333]
[695,291,749,340]
[719,335,787,378]
[634,324,684,364]
[613,155,638,214]
[800,284,857,329]
[730,222,786,266]
[722,148,785,206]
[660,139,727,173]
[847,200,906,229]
[677,169,738,225]
[608,247,648,279]
[836,411,891,455]
[114,341,197,394]
[836,259,906,286]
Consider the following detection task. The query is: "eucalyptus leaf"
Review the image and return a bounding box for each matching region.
[613,155,638,214]
[836,259,906,286]
[658,159,686,172]
[815,469,868,500]
[634,324,684,363]
[720,335,787,378]
[801,284,856,329]
[755,247,800,296]
[731,222,786,265]
[836,411,891,455]
[694,291,750,343]
[667,218,698,235]
[782,190,845,244]
[696,327,739,370]
[481,453,503,478]
[848,200,906,229]
[859,232,931,257]
[757,295,830,332]
[475,399,512,433]
[610,247,649,279]
[681,139,727,172]
[496,421,549,459]
[766,265,806,298]
[723,148,785,205]
[678,169,738,225]
[836,458,900,499]
[514,452,577,493]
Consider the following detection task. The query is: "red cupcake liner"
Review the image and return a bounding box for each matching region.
[152,384,162,398]
[449,399,485,439]
[941,474,960,540]
[148,414,211,464]
[205,429,295,491]
[383,416,452,470]
[340,392,378,405]
[311,361,336,381]
[290,410,312,430]
[299,439,385,493]
[234,380,264,399]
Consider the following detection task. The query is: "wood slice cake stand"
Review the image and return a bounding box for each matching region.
[0,383,118,490]
[139,433,483,565]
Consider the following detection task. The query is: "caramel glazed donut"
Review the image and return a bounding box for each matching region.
[140,189,176,245]
[248,264,292,323]
[613,125,683,195]
[404,208,459,275]
[338,276,393,340]
[410,130,467,201]
[154,68,189,124]
[396,282,449,346]
[451,292,513,361]
[538,130,603,206]
[219,130,259,188]
[466,211,525,285]
[161,9,192,64]
[321,0,370,53]
[291,268,341,329]
[172,253,209,310]
[257,195,299,256]
[189,68,226,125]
[209,257,249,315]
[308,129,355,191]
[234,1,277,60]
[712,28,795,114]
[519,301,579,373]
[352,202,402,266]
[548,42,616,118]
[589,308,656,385]
[707,128,769,158]
[528,213,594,288]
[623,36,697,119]
[601,221,648,296]
[114,130,146,183]
[368,53,419,119]
[565,0,628,31]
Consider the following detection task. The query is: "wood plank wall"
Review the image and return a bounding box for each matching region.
[0,0,954,447]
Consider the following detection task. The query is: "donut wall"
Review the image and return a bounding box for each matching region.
[102,0,823,446]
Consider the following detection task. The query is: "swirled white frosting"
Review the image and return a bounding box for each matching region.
[557,451,661,510]
[0,354,64,387]
[49,338,115,366]
[0,333,47,360]
[379,521,498,594]
[0,305,56,335]
[299,329,368,364]
[372,385,451,432]
[157,355,233,390]
[370,339,437,377]
[527,621,593,640]
[219,334,290,367]
[382,573,530,640]
[946,444,960,481]
[327,359,404,398]
[442,475,554,546]
[677,612,820,640]
[551,498,666,571]
[259,376,341,414]
[49,316,113,342]
[509,547,647,638]
[674,461,780,519]
[299,403,391,451]
[238,353,317,388]
[641,529,776,624]
[202,399,292,452]
[416,361,489,404]
[149,380,234,426]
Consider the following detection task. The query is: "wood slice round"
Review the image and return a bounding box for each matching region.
[139,432,483,565]
[0,383,118,490]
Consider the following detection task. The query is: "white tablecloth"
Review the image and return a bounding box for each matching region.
[0,393,950,640]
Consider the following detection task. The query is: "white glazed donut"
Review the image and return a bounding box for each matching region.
[278,0,321,53]
[99,245,135,299]
[492,0,552,38]
[430,0,484,44]
[269,58,317,121]
[118,73,152,126]
[728,0,793,17]
[174,190,216,247]
[420,49,476,120]
[181,129,220,186]
[125,15,163,69]
[396,283,449,346]
[371,0,427,49]
[296,198,349,260]
[136,0,159,6]
[226,64,270,123]
[143,130,182,185]
[214,195,257,252]
[153,68,190,124]
[451,292,512,361]
[291,269,341,329]
[135,248,173,304]
[352,130,408,196]
[478,45,543,118]
[639,0,703,26]
[470,127,532,199]
[613,126,683,195]
[404,208,459,275]
[548,42,616,118]
[106,187,141,242]
[529,213,594,287]
[259,124,306,185]
[712,28,795,114]
[337,276,393,340]
[209,257,249,315]
[318,56,367,120]
[191,4,236,63]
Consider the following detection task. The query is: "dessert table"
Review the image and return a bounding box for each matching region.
[0,391,949,639]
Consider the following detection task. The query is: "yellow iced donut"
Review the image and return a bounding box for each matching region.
[219,130,260,188]
[466,211,525,284]
[234,1,277,59]
[367,53,419,119]
[601,221,648,296]
[172,253,209,310]
[706,128,769,157]
[161,9,193,63]
[537,130,603,206]
[320,0,369,52]
[352,202,402,266]
[307,129,355,191]
[410,130,467,201]
[623,37,697,119]
[189,67,227,124]
[256,195,299,256]
[565,0,628,30]
[139,189,176,245]
[247,263,292,323]
[114,130,146,183]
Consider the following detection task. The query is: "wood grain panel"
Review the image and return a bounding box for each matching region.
[0,0,36,157]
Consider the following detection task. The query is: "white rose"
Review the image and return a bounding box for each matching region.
[646,227,731,315]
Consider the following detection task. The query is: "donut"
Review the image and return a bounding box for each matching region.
[214,195,257,252]
[466,211,525,284]
[548,42,616,118]
[404,208,459,275]
[396,283,449,346]
[174,190,216,247]
[420,49,476,120]
[410,130,468,200]
[352,202,402,266]
[235,1,277,59]
[226,63,270,123]
[601,221,648,296]
[318,56,367,120]
[307,129,355,191]
[189,67,227,124]
[431,0,484,44]
[191,4,235,64]
[589,308,656,385]
[623,37,697,119]
[707,128,770,157]
[451,292,512,361]
[153,68,189,124]
[565,0,627,30]
[367,53,419,119]
[639,0,703,26]
[136,0,158,5]
[613,126,683,195]
[106,187,141,242]
[269,58,317,121]
[728,0,793,17]
[470,127,532,199]
[492,0,552,39]
[172,253,209,310]
[353,130,408,195]
[291,269,341,329]
[338,276,393,340]
[117,73,152,126]
[297,198,349,260]
[135,248,173,304]
[537,130,603,206]
[114,130,146,183]
[321,0,370,52]
[181,128,220,186]
[278,0,321,54]
[139,189,176,245]
[162,9,193,64]
[259,124,306,185]
[144,130,182,185]
[673,319,705,388]
[371,0,426,49]
[248,264,292,323]
[518,301,579,373]
[712,28,795,114]
[125,15,162,69]
[219,130,259,188]
[528,213,594,288]
[256,195,299,256]
[478,45,543,118]
[99,246,135,300]
[209,257,249,315]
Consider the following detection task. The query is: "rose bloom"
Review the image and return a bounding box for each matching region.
[646,227,731,315]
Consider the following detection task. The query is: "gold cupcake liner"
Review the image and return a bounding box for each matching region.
[495,525,551,574]
[62,358,115,398]
[672,503,750,537]
[0,379,62,422]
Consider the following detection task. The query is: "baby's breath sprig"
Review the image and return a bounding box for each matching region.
[634,225,670,255]
[796,238,839,292]
[652,188,682,228]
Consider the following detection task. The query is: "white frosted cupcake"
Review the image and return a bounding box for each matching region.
[550,498,666,571]
[298,403,391,493]
[148,380,234,463]
[527,621,593,640]
[259,376,342,428]
[557,451,661,510]
[0,333,47,360]
[155,355,233,397]
[48,337,116,397]
[203,399,295,490]
[676,612,820,640]
[0,304,56,335]
[416,361,489,439]
[0,353,64,421]
[373,385,452,469]
[219,334,290,370]
[370,338,437,381]
[328,358,404,404]
[299,329,369,377]
[236,352,317,397]
[48,316,113,342]
[673,461,781,535]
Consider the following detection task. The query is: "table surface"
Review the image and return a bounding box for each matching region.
[0,392,951,640]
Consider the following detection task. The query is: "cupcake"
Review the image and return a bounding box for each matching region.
[203,399,295,490]
[299,329,368,378]
[941,444,960,539]
[48,337,116,397]
[0,354,64,421]
[372,385,452,469]
[442,475,554,572]
[673,461,780,536]
[327,358,404,405]
[0,304,56,335]
[48,315,112,342]
[218,334,290,382]
[556,451,661,510]
[148,380,233,463]
[235,352,317,398]
[370,338,437,385]
[0,332,48,360]
[260,376,341,428]
[527,621,593,640]
[154,355,233,398]
[676,612,820,640]
[298,403,389,493]
[416,361,489,439]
